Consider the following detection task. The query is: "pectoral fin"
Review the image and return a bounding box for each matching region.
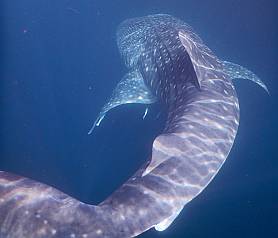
[222,61,269,94]
[88,70,156,134]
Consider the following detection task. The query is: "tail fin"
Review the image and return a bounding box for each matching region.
[222,61,269,94]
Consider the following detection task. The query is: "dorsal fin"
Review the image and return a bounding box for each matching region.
[178,30,223,89]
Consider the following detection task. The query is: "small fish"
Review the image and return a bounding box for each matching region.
[0,14,268,238]
[142,107,148,120]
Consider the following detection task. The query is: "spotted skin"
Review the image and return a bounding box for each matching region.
[0,14,264,237]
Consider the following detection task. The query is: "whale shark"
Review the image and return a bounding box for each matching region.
[0,14,268,238]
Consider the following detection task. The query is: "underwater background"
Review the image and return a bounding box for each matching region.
[1,0,277,237]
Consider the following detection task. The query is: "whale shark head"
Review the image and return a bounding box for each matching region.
[0,14,268,238]
[89,15,202,134]
[90,14,268,233]
[117,14,201,105]
[89,14,267,135]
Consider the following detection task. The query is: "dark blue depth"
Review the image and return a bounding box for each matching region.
[1,1,277,237]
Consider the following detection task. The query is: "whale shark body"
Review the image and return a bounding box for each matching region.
[0,14,268,238]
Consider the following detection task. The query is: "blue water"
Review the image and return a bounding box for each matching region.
[1,0,277,237]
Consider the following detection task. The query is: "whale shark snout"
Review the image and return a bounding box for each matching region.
[0,14,268,238]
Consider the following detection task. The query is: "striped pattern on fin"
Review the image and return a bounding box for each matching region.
[178,30,223,89]
[0,14,264,238]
